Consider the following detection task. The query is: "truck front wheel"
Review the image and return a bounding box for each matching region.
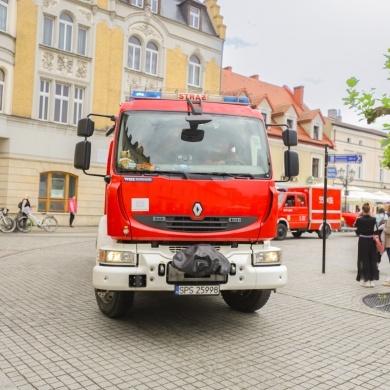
[317,224,331,239]
[95,289,135,318]
[275,223,287,240]
[221,290,271,312]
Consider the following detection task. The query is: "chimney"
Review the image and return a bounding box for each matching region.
[224,66,232,72]
[328,109,342,121]
[293,86,304,107]
[250,74,259,80]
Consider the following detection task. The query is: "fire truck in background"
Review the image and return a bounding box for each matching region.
[74,91,298,318]
[275,185,342,240]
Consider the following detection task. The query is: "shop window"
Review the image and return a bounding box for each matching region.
[39,172,77,212]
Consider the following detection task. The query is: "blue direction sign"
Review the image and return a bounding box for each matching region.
[326,166,338,179]
[327,154,362,164]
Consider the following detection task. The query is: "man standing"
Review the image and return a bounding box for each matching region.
[67,196,77,228]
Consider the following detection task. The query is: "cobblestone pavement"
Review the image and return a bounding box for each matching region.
[1,228,390,390]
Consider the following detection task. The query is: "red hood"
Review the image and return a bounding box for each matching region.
[106,176,277,242]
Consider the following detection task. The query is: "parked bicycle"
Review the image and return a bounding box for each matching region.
[17,211,58,233]
[0,207,16,233]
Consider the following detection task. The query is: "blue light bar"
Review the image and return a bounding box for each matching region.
[131,91,161,98]
[223,96,250,104]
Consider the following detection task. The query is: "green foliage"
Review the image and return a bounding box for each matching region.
[344,51,390,167]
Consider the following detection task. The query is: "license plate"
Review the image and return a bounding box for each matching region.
[175,285,220,295]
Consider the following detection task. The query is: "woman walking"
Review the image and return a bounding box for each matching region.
[67,196,77,228]
[355,203,378,287]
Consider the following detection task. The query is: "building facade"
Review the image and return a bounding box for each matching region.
[0,0,226,225]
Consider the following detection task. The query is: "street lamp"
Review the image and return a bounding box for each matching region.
[337,166,355,211]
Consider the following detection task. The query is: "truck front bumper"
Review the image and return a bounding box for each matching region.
[93,245,287,291]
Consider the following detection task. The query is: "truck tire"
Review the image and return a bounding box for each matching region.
[291,231,303,238]
[317,224,331,239]
[95,289,135,318]
[275,223,287,240]
[221,290,271,312]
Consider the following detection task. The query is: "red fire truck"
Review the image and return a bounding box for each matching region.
[275,185,342,240]
[74,91,298,318]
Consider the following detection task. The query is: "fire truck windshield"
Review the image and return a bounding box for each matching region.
[116,111,271,177]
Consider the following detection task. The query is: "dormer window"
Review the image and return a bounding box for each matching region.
[287,118,294,130]
[189,6,200,29]
[313,125,319,140]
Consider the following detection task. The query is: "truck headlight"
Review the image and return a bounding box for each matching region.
[253,250,282,265]
[99,250,136,265]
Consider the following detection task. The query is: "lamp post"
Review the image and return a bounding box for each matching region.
[337,166,356,211]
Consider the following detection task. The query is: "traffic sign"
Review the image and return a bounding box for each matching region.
[327,154,362,164]
[326,166,338,179]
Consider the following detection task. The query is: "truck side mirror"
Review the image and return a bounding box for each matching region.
[74,140,91,170]
[77,118,95,137]
[284,150,299,177]
[282,129,298,147]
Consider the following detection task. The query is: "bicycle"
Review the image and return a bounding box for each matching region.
[17,211,58,233]
[0,207,16,233]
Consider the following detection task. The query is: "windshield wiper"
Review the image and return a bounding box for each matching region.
[144,170,189,179]
[189,172,255,179]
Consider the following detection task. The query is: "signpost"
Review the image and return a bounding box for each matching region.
[327,154,362,164]
[326,166,338,179]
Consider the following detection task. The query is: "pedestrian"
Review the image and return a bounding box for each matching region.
[381,217,390,286]
[20,194,31,216]
[19,194,31,229]
[375,207,388,225]
[355,203,379,287]
[67,196,77,228]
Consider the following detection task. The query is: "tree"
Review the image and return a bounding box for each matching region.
[343,49,390,167]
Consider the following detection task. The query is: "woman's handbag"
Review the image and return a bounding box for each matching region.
[373,234,385,254]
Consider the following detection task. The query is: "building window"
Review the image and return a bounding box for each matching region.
[73,87,84,125]
[128,36,141,70]
[359,140,363,146]
[287,118,294,129]
[151,0,158,13]
[356,156,363,180]
[145,42,158,75]
[58,13,73,52]
[54,83,69,124]
[131,0,143,7]
[0,0,8,32]
[379,166,384,183]
[0,69,4,113]
[43,16,54,46]
[262,113,267,123]
[313,125,319,140]
[77,26,87,56]
[188,55,201,87]
[312,157,320,178]
[347,137,351,143]
[189,6,200,29]
[39,172,77,212]
[39,80,50,120]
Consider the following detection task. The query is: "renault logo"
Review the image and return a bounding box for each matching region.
[192,202,203,217]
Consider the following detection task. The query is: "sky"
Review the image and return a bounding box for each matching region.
[217,0,390,130]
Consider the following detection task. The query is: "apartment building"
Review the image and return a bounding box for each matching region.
[0,0,226,225]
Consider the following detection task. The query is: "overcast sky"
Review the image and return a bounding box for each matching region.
[217,0,390,130]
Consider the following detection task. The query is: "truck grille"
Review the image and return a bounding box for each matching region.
[132,215,257,233]
[166,217,227,232]
[168,245,221,254]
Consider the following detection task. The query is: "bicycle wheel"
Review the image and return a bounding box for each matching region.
[41,216,58,232]
[0,216,16,233]
[17,216,32,233]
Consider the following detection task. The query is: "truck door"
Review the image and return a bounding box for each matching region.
[283,194,308,229]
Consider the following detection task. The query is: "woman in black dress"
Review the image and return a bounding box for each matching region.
[354,203,378,287]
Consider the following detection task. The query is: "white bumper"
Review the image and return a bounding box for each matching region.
[93,242,287,292]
